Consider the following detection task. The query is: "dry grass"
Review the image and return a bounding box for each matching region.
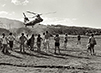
[0,35,101,73]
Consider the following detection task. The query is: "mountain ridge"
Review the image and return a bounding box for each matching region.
[0,17,101,35]
[0,17,24,29]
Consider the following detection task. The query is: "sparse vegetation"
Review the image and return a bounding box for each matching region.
[45,25,101,35]
[0,28,10,35]
[0,18,101,73]
[0,18,101,36]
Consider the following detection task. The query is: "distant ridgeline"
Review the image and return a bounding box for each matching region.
[47,25,101,35]
[1,25,101,36]
[12,25,101,36]
[0,17,101,35]
[0,28,10,35]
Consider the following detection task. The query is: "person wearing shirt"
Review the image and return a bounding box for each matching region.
[64,33,68,49]
[77,34,81,45]
[45,31,50,52]
[0,38,2,49]
[19,33,27,53]
[8,33,15,51]
[54,34,60,54]
[88,34,97,55]
[37,34,42,52]
[29,34,35,51]
[1,33,10,54]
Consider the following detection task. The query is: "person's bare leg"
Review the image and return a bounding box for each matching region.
[23,44,25,53]
[20,44,22,52]
[58,46,60,54]
[54,46,56,54]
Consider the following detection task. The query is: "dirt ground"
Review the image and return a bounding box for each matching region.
[0,36,101,73]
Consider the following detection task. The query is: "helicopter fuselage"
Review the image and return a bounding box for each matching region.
[24,17,43,27]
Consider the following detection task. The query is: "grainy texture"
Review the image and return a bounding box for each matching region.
[0,35,101,73]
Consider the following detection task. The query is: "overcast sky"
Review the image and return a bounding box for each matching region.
[0,0,101,28]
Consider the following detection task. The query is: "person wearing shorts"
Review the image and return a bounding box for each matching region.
[54,34,60,54]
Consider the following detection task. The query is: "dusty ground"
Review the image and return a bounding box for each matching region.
[0,36,101,73]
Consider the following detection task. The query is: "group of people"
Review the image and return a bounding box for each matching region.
[77,34,97,55]
[0,31,97,55]
[0,31,65,54]
[0,33,15,54]
[87,34,97,55]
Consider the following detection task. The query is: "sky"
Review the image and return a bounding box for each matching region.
[0,0,101,28]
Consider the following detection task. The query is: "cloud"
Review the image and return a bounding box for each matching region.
[0,11,16,19]
[72,18,77,21]
[11,0,29,5]
[0,11,8,15]
[42,17,75,26]
[9,11,15,15]
[0,11,15,15]
[23,0,29,5]
[2,4,6,7]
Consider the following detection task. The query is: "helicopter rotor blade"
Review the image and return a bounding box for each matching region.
[27,11,43,16]
[23,12,27,18]
[44,11,56,15]
[32,16,36,18]
[39,14,42,15]
[26,11,37,15]
[23,12,29,21]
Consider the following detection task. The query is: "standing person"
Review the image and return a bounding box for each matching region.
[64,33,68,49]
[29,34,35,51]
[26,34,31,48]
[0,38,2,50]
[1,33,10,54]
[37,34,42,52]
[54,34,60,54]
[88,34,97,55]
[42,33,46,51]
[7,33,15,51]
[45,31,50,52]
[77,34,81,45]
[19,33,27,53]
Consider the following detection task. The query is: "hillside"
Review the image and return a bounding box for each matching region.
[0,18,24,29]
[48,25,101,35]
[0,28,10,35]
[0,17,101,35]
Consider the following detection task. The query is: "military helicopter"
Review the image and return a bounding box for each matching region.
[23,11,43,27]
[23,11,56,27]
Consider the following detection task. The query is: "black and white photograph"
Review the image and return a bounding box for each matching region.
[0,0,101,73]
